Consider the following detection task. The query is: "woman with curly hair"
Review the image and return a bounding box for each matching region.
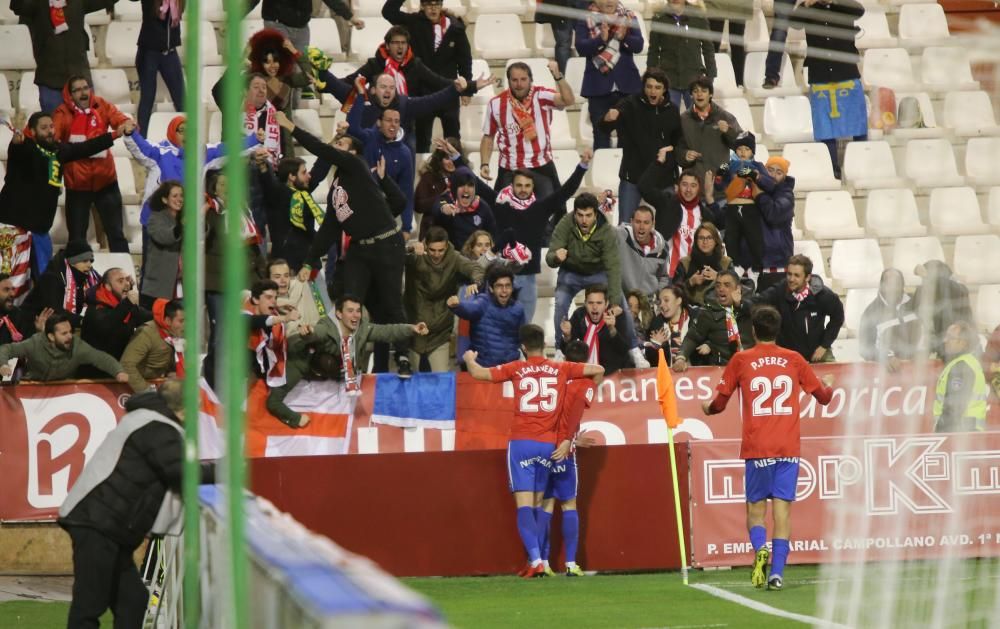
[247,29,316,155]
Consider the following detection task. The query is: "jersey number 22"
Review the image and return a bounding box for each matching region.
[749,375,793,416]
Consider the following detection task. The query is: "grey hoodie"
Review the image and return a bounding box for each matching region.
[616,224,671,298]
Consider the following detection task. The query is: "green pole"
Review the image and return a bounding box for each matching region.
[222,1,250,626]
[181,1,205,626]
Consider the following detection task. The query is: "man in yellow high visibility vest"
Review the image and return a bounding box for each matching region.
[934,321,988,433]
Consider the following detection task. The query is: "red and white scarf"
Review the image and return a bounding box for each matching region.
[724,305,741,348]
[380,44,411,95]
[502,88,540,142]
[0,225,32,302]
[667,197,701,277]
[63,261,99,315]
[342,334,361,394]
[206,195,261,246]
[153,299,185,377]
[583,316,606,364]
[0,315,23,342]
[68,102,110,159]
[248,307,288,387]
[433,15,451,51]
[244,100,280,166]
[49,0,68,34]
[495,185,535,211]
[587,2,632,74]
[792,284,811,303]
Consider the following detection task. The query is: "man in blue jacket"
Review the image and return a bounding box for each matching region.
[347,92,416,238]
[753,156,795,293]
[448,265,526,367]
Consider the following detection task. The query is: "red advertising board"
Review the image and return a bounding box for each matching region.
[689,434,1000,567]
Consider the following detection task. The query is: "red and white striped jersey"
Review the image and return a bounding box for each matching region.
[483,86,557,170]
[666,203,703,277]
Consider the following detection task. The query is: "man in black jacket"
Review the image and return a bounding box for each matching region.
[382,0,474,153]
[0,112,120,277]
[0,273,50,347]
[560,284,632,375]
[81,267,152,361]
[255,150,330,270]
[754,254,845,363]
[673,270,753,370]
[58,379,214,628]
[600,67,682,224]
[277,112,415,377]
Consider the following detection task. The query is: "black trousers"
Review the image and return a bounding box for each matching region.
[338,233,410,370]
[709,18,747,87]
[66,183,130,253]
[414,101,462,154]
[66,526,148,629]
[724,202,764,272]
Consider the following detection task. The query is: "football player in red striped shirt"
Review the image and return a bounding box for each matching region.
[465,325,603,578]
[703,305,834,590]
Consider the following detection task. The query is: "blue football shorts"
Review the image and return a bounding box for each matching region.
[543,453,578,501]
[745,457,800,503]
[507,439,555,493]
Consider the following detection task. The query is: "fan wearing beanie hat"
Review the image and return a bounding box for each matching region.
[24,239,100,328]
[752,155,796,292]
[713,131,768,282]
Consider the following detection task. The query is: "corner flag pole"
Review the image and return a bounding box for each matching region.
[657,349,690,585]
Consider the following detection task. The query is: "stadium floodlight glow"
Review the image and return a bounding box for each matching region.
[181,0,205,627]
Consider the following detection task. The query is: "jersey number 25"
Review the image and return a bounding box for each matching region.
[749,375,793,416]
[519,377,558,413]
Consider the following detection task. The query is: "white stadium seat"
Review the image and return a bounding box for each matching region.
[928,187,987,237]
[844,288,879,337]
[469,59,494,105]
[301,155,331,204]
[903,139,964,189]
[842,141,908,190]
[591,149,623,193]
[548,109,576,150]
[350,17,392,62]
[713,53,743,99]
[718,98,756,136]
[112,0,143,21]
[532,296,556,346]
[564,57,586,100]
[794,239,828,283]
[988,187,1000,232]
[146,112,178,144]
[781,143,841,192]
[201,66,226,111]
[804,191,865,240]
[533,23,555,57]
[1,3,18,24]
[105,22,142,67]
[18,71,39,112]
[975,285,1000,333]
[855,9,896,49]
[311,18,344,59]
[474,14,531,60]
[293,109,323,139]
[865,189,927,238]
[831,238,884,289]
[862,48,921,92]
[897,3,951,49]
[93,253,138,287]
[763,96,812,144]
[114,158,139,204]
[744,52,799,98]
[944,91,1000,138]
[578,102,594,148]
[920,47,979,92]
[953,235,1000,285]
[743,8,770,53]
[469,0,526,20]
[354,0,388,17]
[91,69,134,115]
[177,22,222,66]
[0,73,12,119]
[831,338,864,363]
[0,125,11,161]
[551,150,582,185]
[459,104,487,153]
[0,25,35,70]
[892,236,946,285]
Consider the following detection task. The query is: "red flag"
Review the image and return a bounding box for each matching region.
[657,349,681,429]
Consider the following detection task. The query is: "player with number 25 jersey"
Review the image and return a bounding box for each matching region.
[704,305,834,592]
[464,325,604,578]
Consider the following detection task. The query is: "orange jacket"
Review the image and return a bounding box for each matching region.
[52,83,130,192]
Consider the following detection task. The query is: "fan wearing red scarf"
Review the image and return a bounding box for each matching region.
[244,279,311,389]
[81,267,151,362]
[559,284,631,375]
[24,240,100,328]
[120,299,184,393]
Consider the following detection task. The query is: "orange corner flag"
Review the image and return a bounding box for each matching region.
[657,348,681,429]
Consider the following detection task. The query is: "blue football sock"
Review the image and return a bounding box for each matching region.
[516,507,541,562]
[563,509,580,564]
[771,538,790,577]
[750,526,767,552]
[536,508,553,561]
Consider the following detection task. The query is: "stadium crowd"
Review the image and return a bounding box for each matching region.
[1,0,998,429]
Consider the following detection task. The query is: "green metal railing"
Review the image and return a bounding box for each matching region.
[181,0,248,624]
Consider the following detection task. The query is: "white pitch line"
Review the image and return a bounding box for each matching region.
[691,584,850,629]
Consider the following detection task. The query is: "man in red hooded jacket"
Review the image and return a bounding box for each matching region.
[52,75,133,254]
